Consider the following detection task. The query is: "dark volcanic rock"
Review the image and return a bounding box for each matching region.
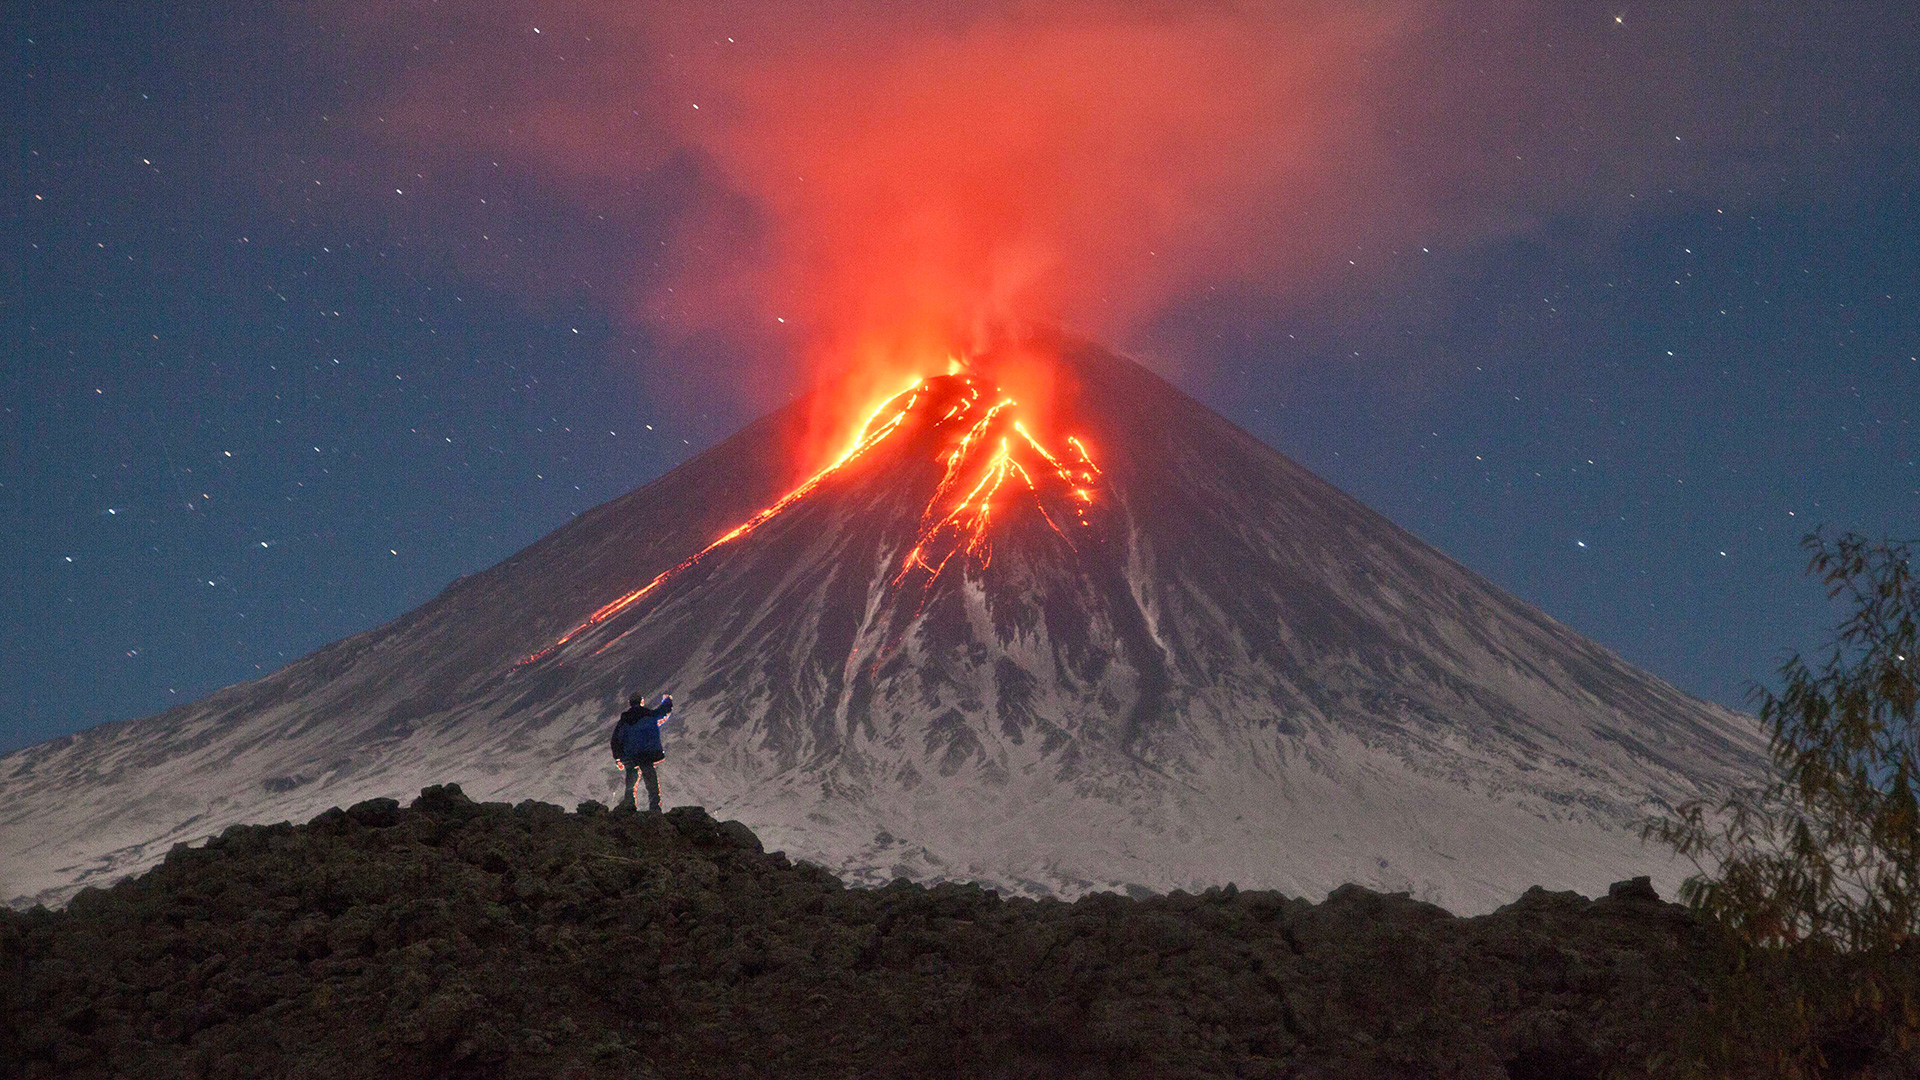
[0,786,1771,1078]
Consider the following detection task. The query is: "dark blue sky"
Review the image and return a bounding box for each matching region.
[6,1,1917,751]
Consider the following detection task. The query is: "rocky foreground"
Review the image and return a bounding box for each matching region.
[0,785,1779,1078]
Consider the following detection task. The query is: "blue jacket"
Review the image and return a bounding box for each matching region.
[612,702,669,762]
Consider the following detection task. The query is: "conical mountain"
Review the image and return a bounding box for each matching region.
[0,340,1766,911]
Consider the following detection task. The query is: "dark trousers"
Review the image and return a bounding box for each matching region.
[621,760,660,811]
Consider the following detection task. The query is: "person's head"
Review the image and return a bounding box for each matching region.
[629,692,643,707]
[660,693,672,708]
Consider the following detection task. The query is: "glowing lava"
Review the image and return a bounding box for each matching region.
[892,381,1100,589]
[518,367,1099,668]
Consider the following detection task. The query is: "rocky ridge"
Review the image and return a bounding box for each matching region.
[1,783,1767,1079]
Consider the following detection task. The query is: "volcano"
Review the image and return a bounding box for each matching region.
[1,340,1766,912]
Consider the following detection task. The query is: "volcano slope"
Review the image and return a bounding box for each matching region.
[0,340,1766,912]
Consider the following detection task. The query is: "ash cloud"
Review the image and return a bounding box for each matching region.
[302,0,1917,409]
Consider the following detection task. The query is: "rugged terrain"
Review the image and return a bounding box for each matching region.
[0,784,1756,1080]
[1,340,1767,912]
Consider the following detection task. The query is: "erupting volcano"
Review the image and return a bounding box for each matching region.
[0,339,1766,913]
[523,367,1104,669]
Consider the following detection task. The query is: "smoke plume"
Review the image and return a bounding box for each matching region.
[323,0,1906,454]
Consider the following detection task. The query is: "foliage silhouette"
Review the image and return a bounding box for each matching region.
[1647,530,1920,1076]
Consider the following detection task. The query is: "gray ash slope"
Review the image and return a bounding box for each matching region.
[0,341,1765,911]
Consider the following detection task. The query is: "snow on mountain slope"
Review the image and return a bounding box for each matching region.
[1,340,1767,912]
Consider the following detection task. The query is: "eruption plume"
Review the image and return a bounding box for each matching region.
[654,3,1407,451]
[335,0,1859,468]
[355,1,1417,467]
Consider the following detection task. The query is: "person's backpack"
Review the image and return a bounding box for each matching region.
[618,706,666,763]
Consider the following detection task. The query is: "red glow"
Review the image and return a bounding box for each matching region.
[645,6,1394,479]
[357,2,1420,479]
[518,363,1097,667]
[567,2,1406,469]
[661,7,1398,389]
[892,385,1099,590]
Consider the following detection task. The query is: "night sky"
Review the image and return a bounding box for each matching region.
[7,1,1917,752]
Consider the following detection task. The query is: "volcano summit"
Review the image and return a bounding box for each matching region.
[1,341,1765,912]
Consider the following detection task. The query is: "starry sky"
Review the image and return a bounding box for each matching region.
[7,1,1918,752]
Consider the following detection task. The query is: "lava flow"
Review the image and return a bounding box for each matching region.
[517,367,1099,668]
[890,375,1100,589]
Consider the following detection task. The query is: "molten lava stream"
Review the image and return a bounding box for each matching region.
[514,382,925,667]
[514,369,1103,668]
[890,379,1101,592]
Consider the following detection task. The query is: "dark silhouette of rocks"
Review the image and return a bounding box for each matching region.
[0,785,1780,1077]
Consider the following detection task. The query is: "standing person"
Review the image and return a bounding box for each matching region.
[611,692,672,812]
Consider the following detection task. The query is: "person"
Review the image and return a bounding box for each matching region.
[611,692,672,812]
